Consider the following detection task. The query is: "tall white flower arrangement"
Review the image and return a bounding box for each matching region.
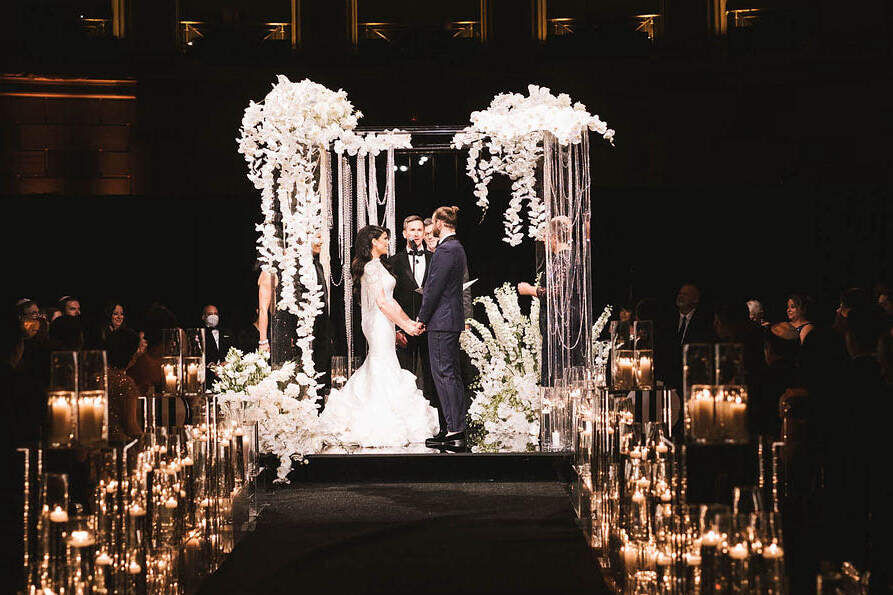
[238,76,363,399]
[452,85,614,246]
[461,283,541,451]
[591,305,614,368]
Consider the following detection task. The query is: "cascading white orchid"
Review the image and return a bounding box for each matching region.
[461,283,542,451]
[238,76,363,399]
[452,85,615,246]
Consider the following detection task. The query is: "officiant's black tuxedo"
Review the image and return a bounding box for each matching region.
[387,247,439,419]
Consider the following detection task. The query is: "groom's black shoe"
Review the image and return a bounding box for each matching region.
[442,431,467,449]
[425,430,447,448]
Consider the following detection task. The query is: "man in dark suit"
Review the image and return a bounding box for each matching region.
[667,282,714,389]
[387,215,440,424]
[202,304,233,387]
[418,206,469,449]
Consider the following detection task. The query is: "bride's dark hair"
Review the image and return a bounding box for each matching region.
[351,225,393,301]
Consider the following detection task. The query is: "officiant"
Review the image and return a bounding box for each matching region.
[388,215,438,412]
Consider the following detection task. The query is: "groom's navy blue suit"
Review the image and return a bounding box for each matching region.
[417,234,467,433]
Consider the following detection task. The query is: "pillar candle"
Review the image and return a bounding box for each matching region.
[48,392,75,444]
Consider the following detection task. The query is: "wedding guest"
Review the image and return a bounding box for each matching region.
[665,282,714,389]
[781,293,815,344]
[237,308,262,353]
[746,299,769,327]
[875,283,893,331]
[833,287,869,335]
[49,315,85,351]
[89,301,126,347]
[1,307,43,445]
[423,218,438,252]
[42,306,62,322]
[201,304,233,366]
[105,328,143,440]
[388,215,437,413]
[58,295,81,318]
[618,305,634,324]
[128,303,177,396]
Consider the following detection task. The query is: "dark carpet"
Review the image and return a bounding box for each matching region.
[199,481,609,594]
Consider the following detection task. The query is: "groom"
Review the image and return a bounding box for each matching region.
[417,206,469,449]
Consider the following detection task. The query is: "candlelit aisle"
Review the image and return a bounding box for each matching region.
[197,481,609,594]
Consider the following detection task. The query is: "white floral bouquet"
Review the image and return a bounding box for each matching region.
[461,283,541,451]
[214,348,324,482]
[452,85,614,246]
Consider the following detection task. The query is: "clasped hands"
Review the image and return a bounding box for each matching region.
[401,319,426,336]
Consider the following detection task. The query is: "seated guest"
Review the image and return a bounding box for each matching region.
[58,295,81,318]
[1,307,43,445]
[42,306,62,322]
[618,305,634,324]
[129,304,178,396]
[49,315,85,351]
[833,287,869,335]
[88,301,127,348]
[779,293,815,344]
[746,299,769,328]
[105,329,143,440]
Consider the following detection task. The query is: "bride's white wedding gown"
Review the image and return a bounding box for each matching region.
[320,258,438,446]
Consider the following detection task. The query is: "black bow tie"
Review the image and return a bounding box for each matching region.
[408,250,425,257]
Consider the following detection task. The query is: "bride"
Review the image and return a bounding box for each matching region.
[320,225,439,446]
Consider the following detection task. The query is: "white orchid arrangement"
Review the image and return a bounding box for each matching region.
[461,284,541,451]
[215,349,325,482]
[238,76,411,401]
[452,85,614,246]
[334,128,412,157]
[591,305,614,369]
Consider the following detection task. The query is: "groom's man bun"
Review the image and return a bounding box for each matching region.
[433,205,460,227]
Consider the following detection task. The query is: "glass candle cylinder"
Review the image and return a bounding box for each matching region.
[40,473,70,592]
[539,386,555,451]
[716,343,749,444]
[684,343,715,444]
[47,351,79,447]
[753,512,786,594]
[161,329,183,397]
[77,349,109,445]
[633,320,654,390]
[65,515,97,594]
[183,329,206,397]
[330,356,348,391]
[611,321,635,392]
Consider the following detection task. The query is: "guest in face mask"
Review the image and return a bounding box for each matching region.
[201,304,233,370]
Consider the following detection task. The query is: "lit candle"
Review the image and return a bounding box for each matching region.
[622,545,639,571]
[685,553,702,566]
[127,560,142,574]
[163,364,178,394]
[48,392,74,444]
[729,542,749,560]
[164,496,178,509]
[701,529,721,548]
[762,543,784,559]
[49,505,69,523]
[129,504,146,517]
[655,442,669,454]
[68,530,95,548]
[659,490,672,503]
[689,386,715,441]
[551,431,560,448]
[636,477,651,490]
[77,392,105,444]
[186,362,199,391]
[635,353,653,387]
[629,447,642,460]
[95,552,113,566]
[656,552,673,566]
[615,354,635,390]
[105,480,118,493]
[181,455,194,466]
[631,491,645,504]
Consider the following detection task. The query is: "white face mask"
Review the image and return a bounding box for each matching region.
[204,314,219,328]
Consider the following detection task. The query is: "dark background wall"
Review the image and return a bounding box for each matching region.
[1,0,890,336]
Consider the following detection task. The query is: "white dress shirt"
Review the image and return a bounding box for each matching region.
[211,328,220,348]
[409,251,426,287]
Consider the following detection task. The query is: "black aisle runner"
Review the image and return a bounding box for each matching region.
[199,481,609,594]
